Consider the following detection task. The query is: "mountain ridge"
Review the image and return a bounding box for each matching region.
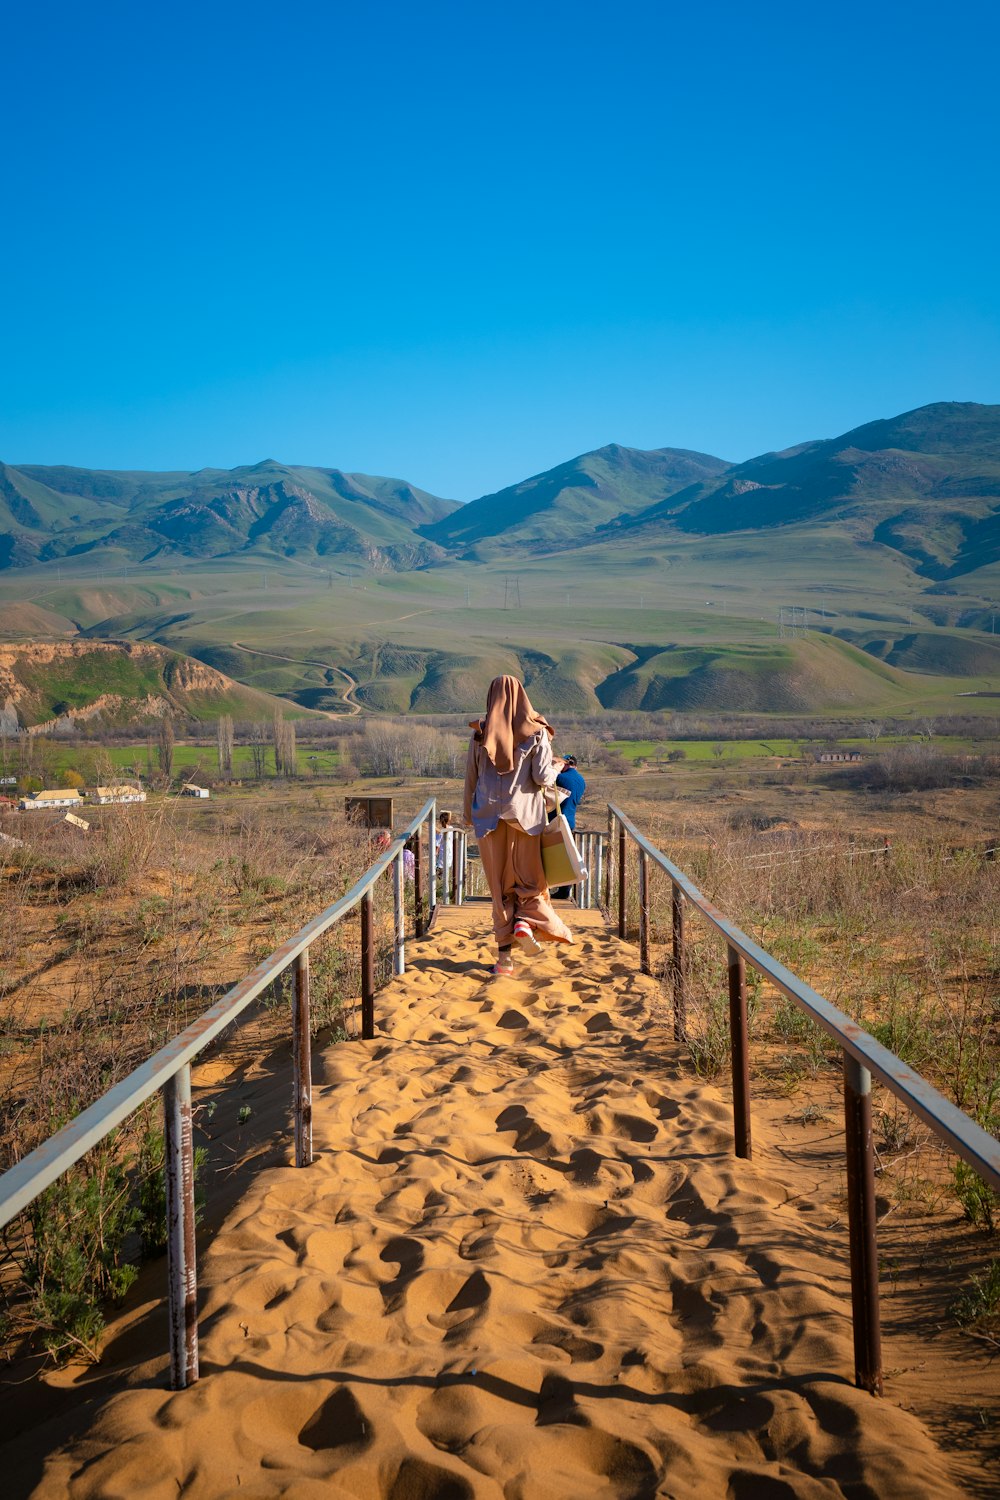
[2,402,1000,585]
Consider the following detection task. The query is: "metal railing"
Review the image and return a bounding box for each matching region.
[0,797,440,1390]
[607,803,1000,1396]
[452,826,608,909]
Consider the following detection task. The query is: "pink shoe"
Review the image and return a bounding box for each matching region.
[513,920,543,957]
[491,955,515,978]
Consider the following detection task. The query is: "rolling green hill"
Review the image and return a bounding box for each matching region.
[2,403,999,721]
[612,402,1000,585]
[419,445,730,555]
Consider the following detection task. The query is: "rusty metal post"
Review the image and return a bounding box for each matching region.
[596,831,604,912]
[843,1051,883,1395]
[671,883,687,1041]
[393,850,405,977]
[450,831,459,904]
[413,826,424,937]
[164,1064,199,1389]
[618,819,627,939]
[604,812,612,909]
[638,848,650,974]
[727,945,751,1159]
[360,890,375,1040]
[292,950,313,1167]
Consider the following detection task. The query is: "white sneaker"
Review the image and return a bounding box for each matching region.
[513,920,543,957]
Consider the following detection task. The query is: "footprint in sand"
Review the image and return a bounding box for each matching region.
[378,1235,425,1310]
[532,1325,604,1363]
[298,1386,373,1454]
[496,1008,530,1029]
[426,1268,492,1334]
[495,1103,552,1154]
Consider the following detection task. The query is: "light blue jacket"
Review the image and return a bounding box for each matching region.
[463,729,558,838]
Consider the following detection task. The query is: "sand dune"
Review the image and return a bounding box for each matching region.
[10,915,966,1498]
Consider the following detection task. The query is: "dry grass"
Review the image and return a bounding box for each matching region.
[0,784,417,1360]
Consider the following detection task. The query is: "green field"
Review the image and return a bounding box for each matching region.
[9,742,342,785]
[609,734,989,762]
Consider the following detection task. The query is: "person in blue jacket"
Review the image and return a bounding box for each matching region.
[550,753,585,899]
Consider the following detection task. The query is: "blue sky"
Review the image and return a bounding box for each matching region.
[2,0,998,498]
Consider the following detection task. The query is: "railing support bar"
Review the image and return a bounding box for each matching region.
[618,819,627,939]
[843,1051,883,1395]
[727,944,751,1159]
[603,814,612,909]
[429,805,438,912]
[638,848,650,974]
[292,951,313,1167]
[413,827,424,937]
[393,850,405,976]
[672,883,687,1042]
[361,891,375,1040]
[164,1063,199,1389]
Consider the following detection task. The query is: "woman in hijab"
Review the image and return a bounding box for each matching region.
[462,674,573,976]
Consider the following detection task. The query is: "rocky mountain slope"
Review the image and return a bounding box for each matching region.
[3,404,999,582]
[608,403,1000,581]
[420,444,730,556]
[0,461,459,570]
[0,641,305,730]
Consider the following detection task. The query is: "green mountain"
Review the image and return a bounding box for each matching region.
[610,402,1000,582]
[419,444,730,556]
[0,461,459,571]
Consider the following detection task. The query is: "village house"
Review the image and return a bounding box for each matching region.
[88,786,147,805]
[181,783,210,798]
[18,788,86,811]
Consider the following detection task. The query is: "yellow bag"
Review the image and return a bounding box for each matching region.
[540,813,586,887]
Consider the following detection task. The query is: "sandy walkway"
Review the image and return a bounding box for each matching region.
[9,914,965,1499]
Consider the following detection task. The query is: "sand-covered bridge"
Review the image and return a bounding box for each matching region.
[2,805,996,1499]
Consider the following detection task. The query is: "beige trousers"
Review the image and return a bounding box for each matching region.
[478,820,573,948]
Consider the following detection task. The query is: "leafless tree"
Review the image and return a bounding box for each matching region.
[157,716,174,782]
[217,715,234,780]
[248,723,267,779]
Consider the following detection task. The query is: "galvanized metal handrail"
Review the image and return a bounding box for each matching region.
[608,801,1000,1397]
[609,804,1000,1188]
[0,795,438,1387]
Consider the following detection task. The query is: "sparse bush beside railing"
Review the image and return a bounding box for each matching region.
[615,819,999,1146]
[0,796,381,1365]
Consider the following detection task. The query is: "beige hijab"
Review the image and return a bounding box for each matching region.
[470,675,553,774]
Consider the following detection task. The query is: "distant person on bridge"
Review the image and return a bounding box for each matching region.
[463,674,573,977]
[549,753,586,900]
